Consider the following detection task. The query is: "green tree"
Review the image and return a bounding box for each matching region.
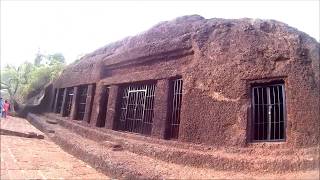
[1,62,34,110]
[47,53,65,65]
[1,53,66,107]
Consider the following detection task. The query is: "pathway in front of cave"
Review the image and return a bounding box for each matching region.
[0,116,108,179]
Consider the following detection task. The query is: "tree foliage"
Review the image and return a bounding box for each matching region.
[1,53,66,104]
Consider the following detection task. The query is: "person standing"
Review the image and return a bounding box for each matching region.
[2,100,10,118]
[0,98,3,118]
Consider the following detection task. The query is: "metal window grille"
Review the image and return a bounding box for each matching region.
[76,85,88,120]
[63,87,74,117]
[56,88,65,113]
[52,89,57,111]
[168,78,183,139]
[118,83,156,135]
[252,83,286,141]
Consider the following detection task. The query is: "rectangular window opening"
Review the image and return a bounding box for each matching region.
[76,85,88,120]
[52,88,57,111]
[63,87,74,117]
[251,81,286,142]
[96,86,109,127]
[55,88,65,114]
[168,78,183,139]
[117,83,156,135]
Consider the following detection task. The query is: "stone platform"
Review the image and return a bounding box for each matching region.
[26,113,319,179]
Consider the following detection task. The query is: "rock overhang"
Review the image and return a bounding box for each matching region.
[54,14,319,88]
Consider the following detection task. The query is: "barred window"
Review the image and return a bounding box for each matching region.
[76,85,88,120]
[117,83,156,135]
[56,88,65,114]
[63,87,74,117]
[168,78,183,139]
[252,82,286,141]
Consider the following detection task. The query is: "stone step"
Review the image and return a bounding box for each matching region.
[26,113,255,178]
[43,113,318,157]
[27,113,319,174]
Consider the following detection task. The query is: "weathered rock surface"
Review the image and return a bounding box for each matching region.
[42,15,320,147]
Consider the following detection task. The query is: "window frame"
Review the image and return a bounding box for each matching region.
[251,81,287,142]
[167,77,183,139]
[117,82,156,136]
[76,85,88,120]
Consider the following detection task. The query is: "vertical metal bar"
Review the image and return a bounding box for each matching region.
[124,87,129,128]
[174,80,177,126]
[261,87,265,140]
[175,79,179,136]
[178,79,183,135]
[175,80,178,126]
[178,79,182,125]
[141,87,147,134]
[175,80,179,137]
[281,84,286,140]
[272,86,275,140]
[174,80,177,129]
[171,80,176,137]
[133,91,137,132]
[251,88,256,140]
[257,88,260,140]
[267,87,271,141]
[277,85,281,140]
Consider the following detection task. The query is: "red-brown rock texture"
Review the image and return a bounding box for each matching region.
[45,15,319,149]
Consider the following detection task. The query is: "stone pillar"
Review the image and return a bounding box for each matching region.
[83,84,95,123]
[70,86,79,120]
[53,88,60,113]
[151,79,170,139]
[90,84,108,127]
[105,85,119,130]
[60,88,68,116]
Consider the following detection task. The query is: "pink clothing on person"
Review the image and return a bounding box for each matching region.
[3,103,10,112]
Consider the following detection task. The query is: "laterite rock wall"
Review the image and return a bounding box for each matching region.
[51,15,319,148]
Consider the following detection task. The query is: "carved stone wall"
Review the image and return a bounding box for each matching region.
[49,15,319,148]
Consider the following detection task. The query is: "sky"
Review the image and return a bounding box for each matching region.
[1,0,319,67]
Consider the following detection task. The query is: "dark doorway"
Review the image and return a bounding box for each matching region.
[96,86,110,127]
[52,89,57,111]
